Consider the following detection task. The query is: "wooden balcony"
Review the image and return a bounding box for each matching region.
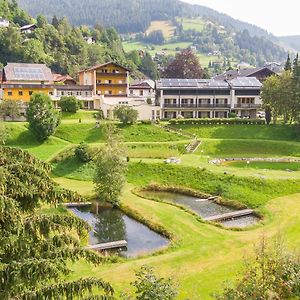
[163,103,231,109]
[234,104,261,109]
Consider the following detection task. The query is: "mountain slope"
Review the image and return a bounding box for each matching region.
[17,0,273,38]
[278,36,300,52]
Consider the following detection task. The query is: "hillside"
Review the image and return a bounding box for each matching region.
[17,0,273,38]
[279,35,300,52]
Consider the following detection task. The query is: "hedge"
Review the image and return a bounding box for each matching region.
[168,118,266,125]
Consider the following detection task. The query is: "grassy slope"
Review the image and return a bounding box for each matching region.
[171,124,299,141]
[5,123,69,161]
[198,139,300,158]
[227,161,300,171]
[52,158,300,208]
[146,20,176,39]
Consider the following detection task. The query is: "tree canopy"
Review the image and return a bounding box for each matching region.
[162,49,204,79]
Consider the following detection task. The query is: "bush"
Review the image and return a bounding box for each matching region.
[59,96,81,113]
[169,118,266,125]
[74,143,92,162]
[131,265,178,300]
[217,238,300,300]
[140,120,152,125]
[114,106,138,125]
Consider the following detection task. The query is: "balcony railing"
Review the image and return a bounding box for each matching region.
[235,104,261,109]
[96,83,127,86]
[163,103,231,108]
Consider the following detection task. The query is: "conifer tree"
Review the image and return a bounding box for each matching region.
[284,54,292,71]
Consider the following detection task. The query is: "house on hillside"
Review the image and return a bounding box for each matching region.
[20,24,37,34]
[1,63,54,102]
[0,18,9,28]
[78,62,130,97]
[214,67,276,82]
[155,77,262,119]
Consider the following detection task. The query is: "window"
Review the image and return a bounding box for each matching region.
[29,91,33,96]
[61,92,65,96]
[140,90,143,96]
[109,90,112,95]
[18,91,23,96]
[108,80,112,84]
[8,91,12,96]
[49,91,53,96]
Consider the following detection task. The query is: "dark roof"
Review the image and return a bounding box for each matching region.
[3,63,53,83]
[79,62,131,73]
[130,79,155,89]
[214,67,276,80]
[156,78,229,90]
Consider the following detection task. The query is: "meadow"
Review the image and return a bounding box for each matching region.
[4,112,300,299]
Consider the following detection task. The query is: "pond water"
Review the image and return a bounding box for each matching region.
[140,191,235,218]
[140,190,260,228]
[69,206,169,258]
[220,215,260,228]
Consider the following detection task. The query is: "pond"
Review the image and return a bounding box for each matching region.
[69,206,169,258]
[220,215,260,228]
[140,190,260,228]
[140,190,234,218]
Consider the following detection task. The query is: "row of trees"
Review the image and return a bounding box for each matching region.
[261,54,300,124]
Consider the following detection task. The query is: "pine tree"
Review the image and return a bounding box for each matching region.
[284,54,292,71]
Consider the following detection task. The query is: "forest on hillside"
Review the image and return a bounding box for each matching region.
[18,0,272,38]
[0,0,160,78]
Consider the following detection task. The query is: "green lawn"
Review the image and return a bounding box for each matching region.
[197,138,300,158]
[5,122,69,161]
[228,161,300,171]
[171,124,299,141]
[6,120,300,298]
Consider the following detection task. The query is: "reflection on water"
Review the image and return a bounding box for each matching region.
[69,206,169,258]
[140,190,259,228]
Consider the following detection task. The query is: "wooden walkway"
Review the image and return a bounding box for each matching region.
[87,240,128,251]
[204,209,254,222]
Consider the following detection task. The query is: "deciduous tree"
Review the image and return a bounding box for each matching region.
[59,96,81,113]
[93,124,127,206]
[162,49,203,79]
[27,93,61,141]
[114,106,138,125]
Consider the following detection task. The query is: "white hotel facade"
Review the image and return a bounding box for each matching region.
[155,77,262,119]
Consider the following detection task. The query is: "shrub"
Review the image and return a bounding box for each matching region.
[131,265,178,300]
[216,238,300,300]
[114,106,138,125]
[141,120,152,125]
[74,143,92,162]
[59,96,81,113]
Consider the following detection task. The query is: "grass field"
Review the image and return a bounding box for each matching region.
[5,118,300,298]
[227,161,300,171]
[146,20,176,39]
[197,138,300,158]
[180,17,206,32]
[171,124,299,141]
